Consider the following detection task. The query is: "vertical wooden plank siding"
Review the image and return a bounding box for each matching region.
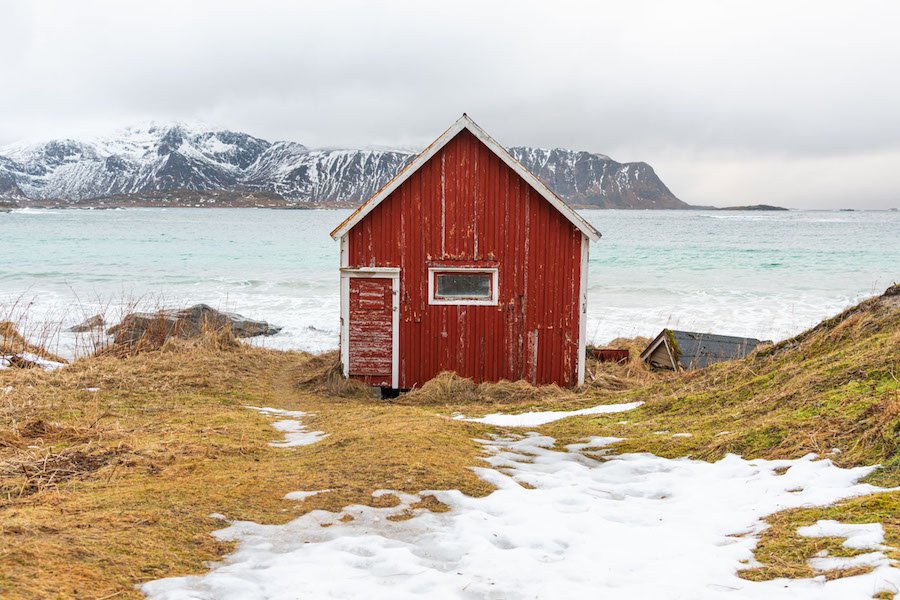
[346,129,583,388]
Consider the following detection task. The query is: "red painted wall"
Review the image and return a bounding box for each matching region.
[345,129,584,388]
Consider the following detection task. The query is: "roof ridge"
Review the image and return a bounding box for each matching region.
[329,114,601,241]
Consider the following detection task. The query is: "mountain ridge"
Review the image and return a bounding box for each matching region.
[0,123,689,209]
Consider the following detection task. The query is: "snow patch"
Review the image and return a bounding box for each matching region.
[284,490,330,502]
[565,436,624,452]
[808,551,892,572]
[0,352,66,371]
[798,520,888,550]
[799,520,896,574]
[246,406,328,447]
[454,401,643,427]
[142,434,899,599]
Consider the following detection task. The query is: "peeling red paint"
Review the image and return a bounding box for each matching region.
[348,278,393,386]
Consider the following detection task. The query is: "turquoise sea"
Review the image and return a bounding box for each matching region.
[2,207,898,358]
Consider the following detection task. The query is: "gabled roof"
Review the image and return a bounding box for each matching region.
[640,329,768,371]
[330,114,601,241]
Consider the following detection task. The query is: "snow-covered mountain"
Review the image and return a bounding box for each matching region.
[243,143,413,204]
[0,123,687,208]
[509,147,685,209]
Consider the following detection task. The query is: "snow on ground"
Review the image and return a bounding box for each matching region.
[283,490,330,501]
[798,520,887,550]
[808,551,893,572]
[453,401,643,427]
[798,519,896,572]
[0,352,66,371]
[246,406,328,447]
[142,434,899,599]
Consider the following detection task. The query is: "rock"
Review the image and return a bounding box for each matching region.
[107,304,281,346]
[68,314,105,332]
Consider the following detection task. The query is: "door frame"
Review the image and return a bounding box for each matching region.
[340,266,401,388]
[577,233,589,386]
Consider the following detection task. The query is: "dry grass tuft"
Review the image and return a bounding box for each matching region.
[583,336,677,391]
[0,443,130,497]
[411,493,451,513]
[399,371,575,407]
[293,351,374,398]
[96,322,244,358]
[0,321,67,364]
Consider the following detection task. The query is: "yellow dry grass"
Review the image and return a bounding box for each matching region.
[538,287,900,479]
[740,491,900,582]
[0,321,67,364]
[0,285,897,597]
[0,335,494,599]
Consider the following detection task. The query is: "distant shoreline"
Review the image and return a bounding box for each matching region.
[8,197,897,212]
[1,196,794,211]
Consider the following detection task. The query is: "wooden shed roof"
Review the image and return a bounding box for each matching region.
[330,114,602,242]
[640,329,768,370]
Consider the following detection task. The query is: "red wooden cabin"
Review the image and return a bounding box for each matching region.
[330,115,601,390]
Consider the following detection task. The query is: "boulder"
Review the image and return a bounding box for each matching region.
[107,304,281,346]
[68,314,106,333]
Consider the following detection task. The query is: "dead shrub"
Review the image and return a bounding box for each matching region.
[161,329,242,353]
[18,419,61,439]
[0,321,67,364]
[583,336,664,390]
[400,372,574,406]
[0,444,129,498]
[294,351,373,398]
[858,394,900,458]
[97,321,242,359]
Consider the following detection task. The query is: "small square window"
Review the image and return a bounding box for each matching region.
[428,267,498,305]
[436,273,491,299]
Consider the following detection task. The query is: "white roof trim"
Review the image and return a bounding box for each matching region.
[330,114,601,241]
[639,330,669,362]
[640,329,681,370]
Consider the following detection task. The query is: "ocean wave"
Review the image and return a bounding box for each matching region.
[2,208,896,360]
[9,208,59,215]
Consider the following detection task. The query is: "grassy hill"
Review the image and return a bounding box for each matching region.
[0,286,897,597]
[545,284,900,483]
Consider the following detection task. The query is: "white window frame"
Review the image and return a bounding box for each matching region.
[427,266,499,306]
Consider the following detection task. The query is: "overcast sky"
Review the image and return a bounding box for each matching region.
[2,0,899,208]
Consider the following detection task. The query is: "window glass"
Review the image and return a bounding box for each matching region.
[435,272,492,299]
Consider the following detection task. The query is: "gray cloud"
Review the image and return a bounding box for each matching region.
[2,0,899,208]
